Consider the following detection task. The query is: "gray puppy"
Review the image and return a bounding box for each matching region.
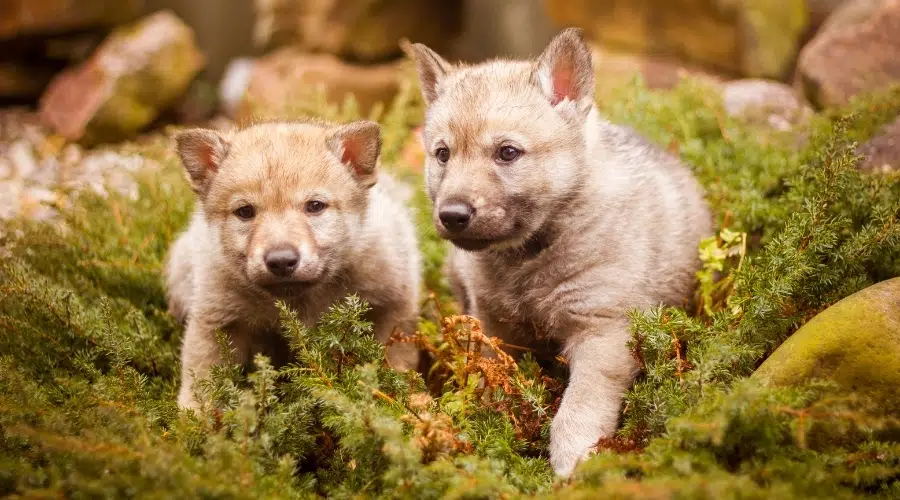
[409,28,713,476]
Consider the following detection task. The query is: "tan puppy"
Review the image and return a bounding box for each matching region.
[409,29,713,476]
[166,120,422,410]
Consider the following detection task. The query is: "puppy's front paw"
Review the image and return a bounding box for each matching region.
[385,342,421,372]
[548,406,603,477]
[177,387,202,413]
[549,386,624,477]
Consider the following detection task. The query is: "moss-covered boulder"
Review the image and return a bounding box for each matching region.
[37,10,204,145]
[543,0,808,78]
[796,0,900,108]
[753,278,900,415]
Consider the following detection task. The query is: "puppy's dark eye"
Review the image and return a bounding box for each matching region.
[497,145,522,163]
[305,200,327,214]
[234,205,255,220]
[435,147,450,164]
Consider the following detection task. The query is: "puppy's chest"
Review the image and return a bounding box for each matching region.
[475,254,567,337]
[232,286,347,332]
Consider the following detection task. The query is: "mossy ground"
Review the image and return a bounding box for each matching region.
[1,72,899,499]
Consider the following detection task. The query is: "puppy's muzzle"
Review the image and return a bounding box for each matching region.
[438,201,475,232]
[264,244,300,277]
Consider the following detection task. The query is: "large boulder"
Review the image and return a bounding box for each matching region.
[753,278,900,416]
[253,0,463,62]
[233,49,405,121]
[38,10,204,145]
[543,0,808,79]
[795,0,900,108]
[0,0,143,39]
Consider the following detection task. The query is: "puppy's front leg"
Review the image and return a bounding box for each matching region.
[370,306,421,372]
[549,317,640,476]
[177,318,226,411]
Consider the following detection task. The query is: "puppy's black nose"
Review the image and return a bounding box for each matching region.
[439,202,474,232]
[264,245,300,277]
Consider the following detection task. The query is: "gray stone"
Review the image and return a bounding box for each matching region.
[858,116,900,172]
[722,79,813,131]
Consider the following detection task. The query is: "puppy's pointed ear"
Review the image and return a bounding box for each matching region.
[328,120,382,188]
[534,28,595,115]
[406,41,453,105]
[175,129,230,196]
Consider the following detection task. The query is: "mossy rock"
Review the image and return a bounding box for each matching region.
[753,277,900,416]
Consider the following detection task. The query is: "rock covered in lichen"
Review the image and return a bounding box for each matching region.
[753,277,900,416]
[38,10,204,145]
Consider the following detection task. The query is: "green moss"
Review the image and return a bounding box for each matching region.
[1,71,899,498]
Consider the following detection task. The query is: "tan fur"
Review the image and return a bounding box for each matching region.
[411,29,713,476]
[166,120,422,411]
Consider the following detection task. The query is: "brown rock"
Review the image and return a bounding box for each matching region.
[235,49,403,121]
[253,0,463,62]
[452,0,556,61]
[858,116,900,171]
[722,79,813,131]
[819,0,884,31]
[590,45,724,99]
[398,125,425,174]
[0,0,143,39]
[0,30,105,67]
[796,0,900,108]
[38,10,205,145]
[0,62,56,99]
[543,0,809,78]
[808,0,851,28]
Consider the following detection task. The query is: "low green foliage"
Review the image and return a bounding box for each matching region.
[1,76,899,498]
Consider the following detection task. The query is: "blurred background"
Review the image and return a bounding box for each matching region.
[3,0,898,133]
[0,0,898,219]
